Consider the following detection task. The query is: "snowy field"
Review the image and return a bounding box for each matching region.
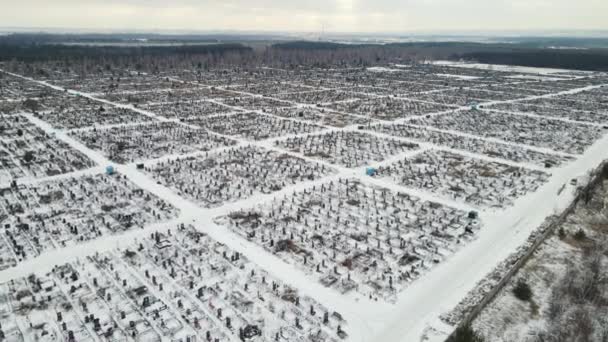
[473,175,608,341]
[0,61,607,342]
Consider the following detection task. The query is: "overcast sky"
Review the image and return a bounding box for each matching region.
[1,0,606,33]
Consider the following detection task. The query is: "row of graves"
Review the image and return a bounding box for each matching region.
[408,88,527,107]
[559,87,608,107]
[0,91,60,117]
[480,85,552,98]
[31,94,152,130]
[225,82,319,97]
[372,150,550,209]
[408,109,605,155]
[177,69,294,88]
[267,107,376,128]
[144,146,336,208]
[274,89,372,106]
[362,71,494,91]
[142,100,240,120]
[485,86,608,125]
[70,122,237,164]
[0,114,95,182]
[0,271,98,342]
[215,178,480,303]
[51,73,182,94]
[486,101,608,125]
[275,131,420,168]
[0,172,178,271]
[0,224,348,342]
[516,92,608,113]
[188,112,325,142]
[0,73,54,103]
[368,123,574,168]
[216,96,294,112]
[324,97,458,121]
[99,86,239,107]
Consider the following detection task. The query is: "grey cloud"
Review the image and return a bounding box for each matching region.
[0,0,606,32]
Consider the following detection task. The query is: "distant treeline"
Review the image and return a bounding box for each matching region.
[272,41,377,50]
[459,49,608,71]
[2,33,608,72]
[272,41,608,71]
[0,43,253,62]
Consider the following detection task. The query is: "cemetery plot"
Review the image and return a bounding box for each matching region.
[217,96,294,111]
[325,97,456,120]
[375,150,549,208]
[103,87,238,106]
[581,86,608,99]
[215,178,480,302]
[35,102,152,130]
[165,86,241,100]
[144,146,336,208]
[0,114,46,140]
[100,89,180,105]
[275,131,420,168]
[557,78,607,87]
[389,81,449,95]
[556,92,608,112]
[28,223,349,342]
[0,75,54,99]
[520,95,608,112]
[485,102,608,124]
[100,77,194,94]
[1,134,95,180]
[295,78,353,89]
[142,100,238,120]
[370,123,574,168]
[0,114,95,182]
[52,262,172,342]
[511,81,578,92]
[20,92,93,112]
[268,107,376,128]
[0,101,22,115]
[0,173,178,266]
[276,90,372,105]
[129,224,347,341]
[267,107,325,123]
[0,148,26,182]
[342,86,402,97]
[190,112,325,141]
[0,92,64,115]
[448,89,525,102]
[409,110,604,155]
[409,88,525,106]
[226,82,316,96]
[0,230,18,270]
[409,92,482,107]
[70,122,236,163]
[410,64,512,78]
[0,275,98,342]
[53,75,175,93]
[481,85,551,97]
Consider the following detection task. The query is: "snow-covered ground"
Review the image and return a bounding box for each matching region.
[473,174,608,341]
[429,60,592,76]
[0,62,607,342]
